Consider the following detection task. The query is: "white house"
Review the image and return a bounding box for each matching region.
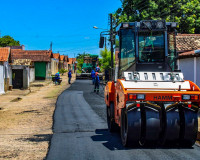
[0,47,11,94]
[176,34,200,87]
[177,49,200,87]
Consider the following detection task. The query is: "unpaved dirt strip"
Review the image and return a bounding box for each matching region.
[0,74,75,160]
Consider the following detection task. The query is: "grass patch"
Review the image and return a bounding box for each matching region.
[44,87,62,99]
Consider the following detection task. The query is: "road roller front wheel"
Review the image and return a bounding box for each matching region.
[107,103,118,132]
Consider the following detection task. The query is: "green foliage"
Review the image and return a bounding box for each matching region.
[0,35,20,47]
[76,70,82,73]
[59,68,68,75]
[76,52,90,72]
[114,0,200,33]
[99,48,115,70]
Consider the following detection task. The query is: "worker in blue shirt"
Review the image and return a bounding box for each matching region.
[91,69,95,85]
[68,70,72,84]
[55,72,60,84]
[96,65,100,72]
[94,72,100,93]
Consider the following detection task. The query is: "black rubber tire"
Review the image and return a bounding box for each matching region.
[140,105,161,146]
[164,105,180,145]
[120,108,141,147]
[107,103,118,132]
[179,106,198,147]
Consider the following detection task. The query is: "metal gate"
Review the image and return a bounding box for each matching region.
[12,69,23,89]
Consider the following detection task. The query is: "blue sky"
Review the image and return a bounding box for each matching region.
[0,0,122,58]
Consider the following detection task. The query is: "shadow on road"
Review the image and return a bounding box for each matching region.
[91,129,128,151]
[91,129,194,150]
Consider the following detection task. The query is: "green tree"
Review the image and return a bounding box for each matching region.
[114,0,200,33]
[0,35,20,47]
[99,48,115,70]
[76,52,90,72]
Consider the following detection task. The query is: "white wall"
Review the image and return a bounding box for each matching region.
[30,68,35,82]
[178,57,200,88]
[179,58,194,82]
[3,62,9,79]
[0,64,4,94]
[51,58,59,75]
[46,62,51,79]
[23,66,30,88]
[9,66,12,85]
[3,62,10,92]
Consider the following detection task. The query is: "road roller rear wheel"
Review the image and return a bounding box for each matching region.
[139,104,162,146]
[120,107,141,147]
[163,104,180,146]
[179,105,198,147]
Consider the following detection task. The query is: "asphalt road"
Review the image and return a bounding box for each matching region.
[47,80,200,160]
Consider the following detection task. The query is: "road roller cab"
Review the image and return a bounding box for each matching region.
[104,20,200,147]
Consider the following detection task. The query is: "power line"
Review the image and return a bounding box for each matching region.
[55,46,98,52]
[53,38,99,45]
[13,33,99,38]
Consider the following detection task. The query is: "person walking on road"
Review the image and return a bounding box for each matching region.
[91,69,95,85]
[68,70,72,84]
[96,65,100,72]
[94,72,100,93]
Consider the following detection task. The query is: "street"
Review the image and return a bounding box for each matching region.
[47,80,200,160]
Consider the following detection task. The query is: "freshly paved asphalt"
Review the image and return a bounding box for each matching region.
[47,80,200,160]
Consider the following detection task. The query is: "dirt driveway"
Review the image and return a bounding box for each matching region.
[0,74,74,160]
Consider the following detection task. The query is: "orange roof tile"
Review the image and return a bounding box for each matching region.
[53,53,60,60]
[72,58,76,62]
[60,55,65,61]
[176,34,200,52]
[64,56,69,62]
[11,50,52,62]
[68,58,73,64]
[0,47,10,62]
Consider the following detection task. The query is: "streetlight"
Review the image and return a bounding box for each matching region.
[93,14,115,81]
[93,26,108,30]
[93,26,110,49]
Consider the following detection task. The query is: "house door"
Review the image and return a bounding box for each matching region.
[35,62,46,80]
[0,65,4,94]
[12,69,23,89]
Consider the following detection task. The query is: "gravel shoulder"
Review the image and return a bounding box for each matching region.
[0,74,75,160]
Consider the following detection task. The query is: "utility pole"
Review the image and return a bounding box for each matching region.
[50,41,53,51]
[110,13,114,80]
[105,37,107,49]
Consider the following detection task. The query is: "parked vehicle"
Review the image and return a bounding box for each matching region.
[76,54,103,79]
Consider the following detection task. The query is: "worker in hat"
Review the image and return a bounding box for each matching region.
[91,69,95,85]
[96,65,100,72]
[94,72,100,93]
[68,70,72,84]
